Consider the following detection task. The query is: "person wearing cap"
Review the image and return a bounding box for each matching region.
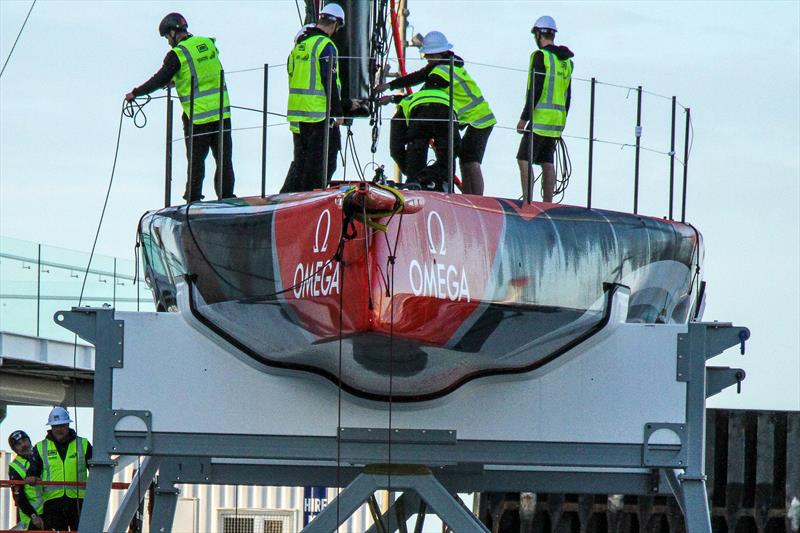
[282,3,364,193]
[7,430,44,530]
[516,15,574,203]
[125,13,235,203]
[31,407,92,531]
[375,31,495,195]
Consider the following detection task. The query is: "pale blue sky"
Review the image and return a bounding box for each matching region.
[1,0,798,448]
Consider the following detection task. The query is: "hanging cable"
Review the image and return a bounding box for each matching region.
[69,98,128,524]
[123,95,153,129]
[0,0,36,79]
[552,138,572,203]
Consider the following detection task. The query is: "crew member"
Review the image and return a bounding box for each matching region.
[516,15,574,202]
[382,87,461,191]
[33,407,92,531]
[282,3,363,193]
[376,31,494,195]
[126,13,235,203]
[7,430,44,530]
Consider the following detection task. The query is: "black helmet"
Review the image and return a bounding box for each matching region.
[8,430,29,450]
[159,13,188,37]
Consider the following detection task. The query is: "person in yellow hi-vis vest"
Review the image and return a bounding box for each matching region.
[375,31,495,195]
[7,430,44,530]
[282,3,366,193]
[31,407,92,531]
[516,15,574,203]
[381,87,462,192]
[126,13,235,203]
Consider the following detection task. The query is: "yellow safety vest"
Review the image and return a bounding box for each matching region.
[429,64,496,128]
[172,35,231,125]
[529,49,573,137]
[287,34,341,128]
[9,456,44,528]
[398,88,455,126]
[36,437,89,501]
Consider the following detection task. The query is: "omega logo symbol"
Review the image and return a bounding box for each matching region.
[427,211,446,256]
[313,209,331,253]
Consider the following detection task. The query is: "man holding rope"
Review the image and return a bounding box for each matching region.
[126,12,235,203]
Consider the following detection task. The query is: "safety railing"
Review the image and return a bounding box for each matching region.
[0,236,154,341]
[150,52,693,222]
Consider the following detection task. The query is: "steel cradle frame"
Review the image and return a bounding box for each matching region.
[56,284,749,533]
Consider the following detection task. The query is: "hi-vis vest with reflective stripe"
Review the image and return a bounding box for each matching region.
[287,34,341,129]
[9,456,44,527]
[430,64,496,128]
[37,437,89,500]
[172,36,231,125]
[529,49,573,138]
[397,88,454,125]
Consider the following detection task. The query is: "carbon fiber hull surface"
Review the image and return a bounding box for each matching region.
[139,188,703,401]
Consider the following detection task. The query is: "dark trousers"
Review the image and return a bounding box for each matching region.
[389,105,461,190]
[43,496,82,530]
[182,115,235,202]
[280,121,340,193]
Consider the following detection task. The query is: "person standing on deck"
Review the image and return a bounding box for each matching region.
[381,86,462,191]
[375,31,495,195]
[282,3,364,192]
[516,15,574,203]
[126,13,235,203]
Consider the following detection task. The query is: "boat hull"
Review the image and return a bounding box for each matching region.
[140,188,702,401]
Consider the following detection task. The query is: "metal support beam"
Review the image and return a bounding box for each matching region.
[587,77,596,209]
[261,63,269,197]
[150,483,180,533]
[303,470,488,533]
[78,459,116,532]
[633,85,642,214]
[164,86,173,207]
[364,492,422,533]
[107,456,161,533]
[447,54,455,194]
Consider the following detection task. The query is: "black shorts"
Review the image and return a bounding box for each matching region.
[460,125,493,164]
[517,131,557,164]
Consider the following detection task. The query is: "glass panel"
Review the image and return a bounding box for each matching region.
[0,236,155,340]
[0,236,39,336]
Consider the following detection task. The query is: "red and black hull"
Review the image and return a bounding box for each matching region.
[140,187,702,401]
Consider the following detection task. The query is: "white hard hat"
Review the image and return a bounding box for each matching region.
[319,3,345,26]
[47,406,73,426]
[532,15,557,33]
[420,31,453,55]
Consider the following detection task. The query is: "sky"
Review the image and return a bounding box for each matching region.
[1,1,799,449]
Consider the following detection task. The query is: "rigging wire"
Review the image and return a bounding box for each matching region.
[68,98,131,522]
[0,0,36,79]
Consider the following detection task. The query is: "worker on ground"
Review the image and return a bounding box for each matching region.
[31,407,92,531]
[375,31,494,195]
[126,13,235,203]
[7,430,44,530]
[380,87,461,192]
[516,15,573,203]
[282,4,364,193]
